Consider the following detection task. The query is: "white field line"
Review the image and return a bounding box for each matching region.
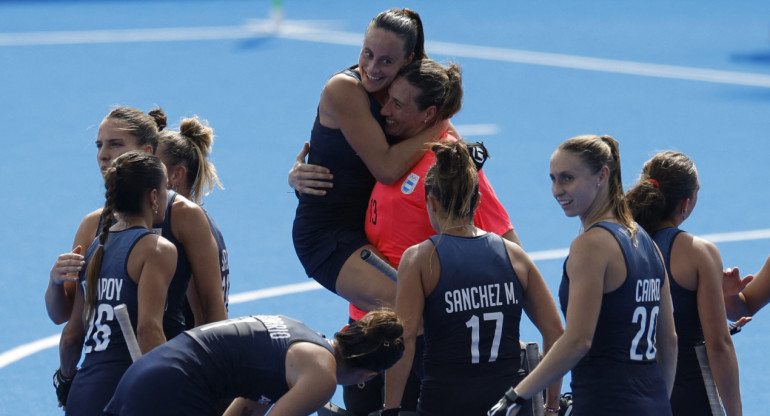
[4,227,769,370]
[1,20,770,88]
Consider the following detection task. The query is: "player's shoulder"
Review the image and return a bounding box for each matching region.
[170,194,207,219]
[80,208,103,227]
[574,225,617,249]
[675,231,720,261]
[323,70,368,104]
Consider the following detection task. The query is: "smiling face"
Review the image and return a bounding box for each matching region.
[96,117,152,176]
[550,149,607,220]
[358,27,413,94]
[380,76,432,139]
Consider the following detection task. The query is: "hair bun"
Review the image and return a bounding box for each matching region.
[148,108,167,131]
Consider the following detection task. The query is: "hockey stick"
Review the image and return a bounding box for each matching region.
[114,304,142,362]
[360,249,397,282]
[694,342,725,416]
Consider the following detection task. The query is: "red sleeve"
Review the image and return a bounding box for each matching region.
[474,169,514,236]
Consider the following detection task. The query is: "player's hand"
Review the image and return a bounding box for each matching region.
[288,142,333,196]
[49,246,84,285]
[729,316,752,335]
[723,267,753,296]
[53,368,75,409]
[488,394,520,416]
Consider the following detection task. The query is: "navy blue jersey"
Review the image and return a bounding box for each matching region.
[105,315,333,415]
[420,233,524,416]
[292,65,398,291]
[653,227,702,349]
[153,190,191,339]
[559,222,671,415]
[66,227,151,416]
[204,209,229,310]
[654,227,711,415]
[181,208,229,331]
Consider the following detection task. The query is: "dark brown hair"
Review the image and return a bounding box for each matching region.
[104,107,167,152]
[398,59,462,125]
[334,310,405,373]
[83,151,166,325]
[368,8,426,61]
[425,141,479,227]
[626,151,698,232]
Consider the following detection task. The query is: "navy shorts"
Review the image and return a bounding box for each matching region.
[105,335,217,415]
[570,361,672,415]
[293,223,369,294]
[65,360,130,415]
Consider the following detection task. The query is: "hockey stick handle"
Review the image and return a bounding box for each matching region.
[114,304,142,362]
[360,249,397,282]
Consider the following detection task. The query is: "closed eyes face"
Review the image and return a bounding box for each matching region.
[358,27,412,94]
[380,77,428,139]
[549,149,602,218]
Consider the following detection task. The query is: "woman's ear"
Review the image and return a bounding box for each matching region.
[168,165,187,190]
[598,165,611,186]
[423,106,437,125]
[148,188,159,210]
[426,194,439,214]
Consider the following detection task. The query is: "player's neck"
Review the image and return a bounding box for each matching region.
[440,221,481,237]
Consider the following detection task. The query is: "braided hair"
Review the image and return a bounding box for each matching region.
[82,151,166,325]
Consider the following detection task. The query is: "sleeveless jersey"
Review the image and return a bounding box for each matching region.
[419,233,524,416]
[153,190,192,339]
[292,65,398,279]
[559,222,671,415]
[185,315,333,404]
[654,227,711,415]
[205,209,230,310]
[105,315,333,415]
[65,227,150,416]
[182,209,230,330]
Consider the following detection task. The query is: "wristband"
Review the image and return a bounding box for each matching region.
[545,407,560,413]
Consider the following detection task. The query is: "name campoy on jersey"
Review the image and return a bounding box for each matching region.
[444,281,518,314]
[81,277,125,302]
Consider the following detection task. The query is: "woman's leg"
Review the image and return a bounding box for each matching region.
[335,245,396,312]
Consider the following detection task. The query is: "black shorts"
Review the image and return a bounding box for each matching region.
[293,216,369,294]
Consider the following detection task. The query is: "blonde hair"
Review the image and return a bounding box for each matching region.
[158,116,223,204]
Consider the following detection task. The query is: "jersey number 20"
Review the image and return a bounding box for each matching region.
[630,305,659,361]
